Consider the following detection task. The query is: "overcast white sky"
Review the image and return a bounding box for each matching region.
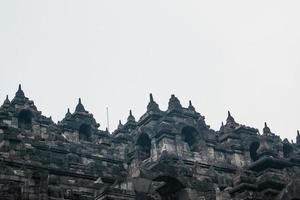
[0,1,299,141]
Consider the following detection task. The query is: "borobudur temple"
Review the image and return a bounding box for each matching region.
[0,85,300,200]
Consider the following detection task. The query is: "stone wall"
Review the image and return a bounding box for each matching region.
[0,86,299,200]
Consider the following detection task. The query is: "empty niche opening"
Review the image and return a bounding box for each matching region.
[181,126,198,151]
[18,110,33,130]
[250,142,260,162]
[79,124,92,141]
[136,133,151,161]
[283,143,293,158]
[154,176,186,200]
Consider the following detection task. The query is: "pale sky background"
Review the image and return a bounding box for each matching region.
[0,1,299,141]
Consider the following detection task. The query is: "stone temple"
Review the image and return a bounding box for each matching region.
[0,85,300,200]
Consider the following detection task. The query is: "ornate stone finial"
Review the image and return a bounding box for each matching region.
[75,98,86,112]
[147,93,160,112]
[188,100,195,111]
[263,122,272,135]
[224,110,238,130]
[0,95,11,110]
[15,84,25,97]
[226,110,236,123]
[150,93,154,102]
[221,121,224,128]
[297,130,300,145]
[219,121,225,132]
[227,111,232,119]
[4,95,10,104]
[168,94,182,110]
[118,120,124,129]
[228,111,233,118]
[127,110,135,122]
[65,108,72,118]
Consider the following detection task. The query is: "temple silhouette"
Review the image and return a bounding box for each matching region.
[0,85,299,200]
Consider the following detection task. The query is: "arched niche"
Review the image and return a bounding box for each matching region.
[249,141,260,162]
[283,143,293,158]
[79,124,92,141]
[18,109,33,130]
[67,153,80,163]
[136,133,151,161]
[153,176,186,200]
[181,126,198,151]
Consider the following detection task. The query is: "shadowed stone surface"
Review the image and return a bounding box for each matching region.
[0,86,300,200]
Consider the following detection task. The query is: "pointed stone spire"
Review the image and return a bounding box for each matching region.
[11,84,26,105]
[227,111,233,119]
[168,94,182,110]
[127,110,135,122]
[226,111,236,124]
[1,95,10,108]
[147,93,159,112]
[150,93,154,102]
[263,122,272,135]
[5,95,9,102]
[75,98,86,112]
[15,84,25,98]
[224,110,239,130]
[188,100,195,111]
[296,130,300,145]
[219,121,225,132]
[65,108,72,118]
[118,120,124,129]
